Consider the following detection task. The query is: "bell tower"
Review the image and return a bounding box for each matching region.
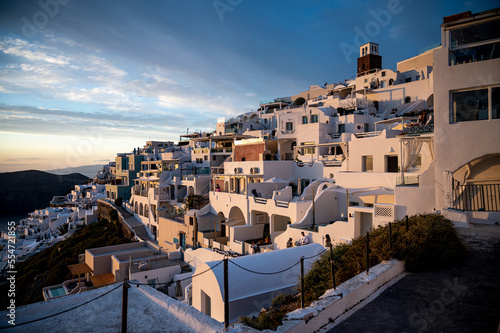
[357,42,382,76]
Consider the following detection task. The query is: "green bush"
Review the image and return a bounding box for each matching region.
[240,214,468,330]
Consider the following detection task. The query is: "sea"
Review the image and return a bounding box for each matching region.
[0,213,28,233]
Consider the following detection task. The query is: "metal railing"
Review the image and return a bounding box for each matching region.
[403,124,434,135]
[452,184,500,212]
[354,131,382,138]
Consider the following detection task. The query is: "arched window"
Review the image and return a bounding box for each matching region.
[144,205,149,218]
[135,202,138,214]
[139,203,143,216]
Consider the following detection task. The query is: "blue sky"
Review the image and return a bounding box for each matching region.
[0,0,498,172]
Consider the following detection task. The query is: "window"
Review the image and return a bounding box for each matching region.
[381,71,386,77]
[451,88,489,122]
[415,75,420,81]
[147,279,156,287]
[364,78,368,83]
[362,155,373,172]
[302,116,308,124]
[449,20,500,65]
[492,87,500,119]
[301,142,315,155]
[381,81,386,88]
[204,155,208,161]
[189,216,194,226]
[450,19,500,48]
[405,77,412,83]
[310,114,318,123]
[412,155,422,168]
[286,122,293,131]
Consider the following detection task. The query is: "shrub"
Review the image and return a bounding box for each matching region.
[240,214,467,330]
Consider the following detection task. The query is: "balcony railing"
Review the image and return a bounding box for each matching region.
[181,174,195,181]
[194,148,210,154]
[354,131,382,138]
[452,184,500,212]
[396,175,420,186]
[403,124,434,135]
[211,148,233,153]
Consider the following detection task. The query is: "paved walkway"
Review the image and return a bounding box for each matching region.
[114,204,156,243]
[323,224,500,333]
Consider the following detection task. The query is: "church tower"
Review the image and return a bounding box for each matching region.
[357,42,382,76]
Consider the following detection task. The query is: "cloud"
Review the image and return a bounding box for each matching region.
[0,38,71,65]
[5,157,43,161]
[389,26,403,39]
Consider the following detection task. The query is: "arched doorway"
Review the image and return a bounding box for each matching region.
[426,94,434,108]
[452,154,500,211]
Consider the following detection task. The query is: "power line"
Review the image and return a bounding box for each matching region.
[229,258,301,275]
[0,283,123,330]
[133,259,225,287]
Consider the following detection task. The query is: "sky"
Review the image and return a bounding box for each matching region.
[0,0,497,173]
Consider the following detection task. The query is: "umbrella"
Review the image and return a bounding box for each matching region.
[264,177,288,183]
[175,280,183,298]
[264,177,289,191]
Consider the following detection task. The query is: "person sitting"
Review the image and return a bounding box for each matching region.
[325,234,332,248]
[250,241,259,254]
[300,232,309,246]
[286,238,293,248]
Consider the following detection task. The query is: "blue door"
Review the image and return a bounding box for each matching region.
[180,233,186,250]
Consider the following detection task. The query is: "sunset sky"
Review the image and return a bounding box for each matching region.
[0,0,497,172]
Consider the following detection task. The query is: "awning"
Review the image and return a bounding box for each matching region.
[68,263,93,276]
[221,219,245,227]
[350,186,394,197]
[198,212,223,223]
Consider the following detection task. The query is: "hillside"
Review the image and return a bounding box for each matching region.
[0,218,134,307]
[0,170,90,215]
[46,164,105,178]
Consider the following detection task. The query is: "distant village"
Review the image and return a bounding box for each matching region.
[2,7,499,331]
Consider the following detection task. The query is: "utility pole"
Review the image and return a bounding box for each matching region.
[312,189,316,230]
[329,243,336,290]
[224,257,229,329]
[300,257,305,309]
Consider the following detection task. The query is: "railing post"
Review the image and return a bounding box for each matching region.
[389,222,392,249]
[224,257,229,330]
[121,279,129,333]
[366,232,370,275]
[329,243,336,290]
[300,256,305,309]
